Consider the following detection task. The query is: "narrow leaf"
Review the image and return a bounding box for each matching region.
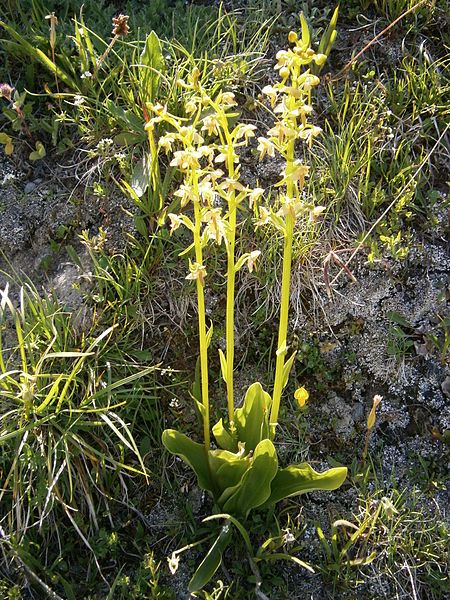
[218,349,227,384]
[188,524,232,592]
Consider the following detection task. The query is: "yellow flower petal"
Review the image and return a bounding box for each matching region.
[294,386,309,407]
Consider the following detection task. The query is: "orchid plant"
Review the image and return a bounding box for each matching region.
[147,21,347,592]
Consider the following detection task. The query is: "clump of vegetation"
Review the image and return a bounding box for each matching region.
[0,0,448,598]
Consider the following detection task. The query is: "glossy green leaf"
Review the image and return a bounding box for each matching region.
[264,463,347,506]
[212,418,237,452]
[221,439,278,517]
[162,429,214,493]
[234,382,272,453]
[139,31,164,104]
[188,524,232,592]
[213,451,249,494]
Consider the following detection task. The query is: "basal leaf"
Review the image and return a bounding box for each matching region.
[264,463,347,506]
[234,382,272,453]
[211,453,250,499]
[222,439,278,517]
[162,429,215,494]
[212,418,237,452]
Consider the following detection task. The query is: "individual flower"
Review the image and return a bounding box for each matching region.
[214,148,238,164]
[308,205,326,222]
[158,133,176,153]
[198,179,216,204]
[246,250,261,273]
[367,395,382,430]
[248,187,265,209]
[201,115,220,136]
[233,123,257,143]
[279,161,309,189]
[167,553,179,575]
[184,99,197,115]
[302,73,320,92]
[261,85,278,107]
[168,213,182,234]
[294,386,309,408]
[267,122,296,144]
[170,149,201,171]
[203,208,227,245]
[255,206,272,227]
[297,124,322,147]
[221,177,245,193]
[186,262,207,286]
[178,126,204,146]
[257,137,276,160]
[198,145,215,162]
[0,83,14,101]
[174,183,196,207]
[277,195,304,219]
[217,91,237,107]
[73,95,85,106]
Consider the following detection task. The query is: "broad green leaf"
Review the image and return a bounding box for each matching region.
[162,429,215,494]
[212,418,237,452]
[113,132,145,146]
[29,141,46,161]
[188,524,232,592]
[264,463,347,506]
[234,382,272,453]
[131,155,150,197]
[212,450,249,494]
[105,100,143,132]
[139,31,164,104]
[221,439,278,517]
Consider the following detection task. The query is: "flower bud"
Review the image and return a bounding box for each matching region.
[288,31,298,43]
[279,66,290,80]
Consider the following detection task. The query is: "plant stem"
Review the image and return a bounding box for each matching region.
[192,175,210,450]
[225,162,236,424]
[270,137,296,433]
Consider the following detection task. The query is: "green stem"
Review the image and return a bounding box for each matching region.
[192,176,210,450]
[270,136,296,434]
[225,167,236,424]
